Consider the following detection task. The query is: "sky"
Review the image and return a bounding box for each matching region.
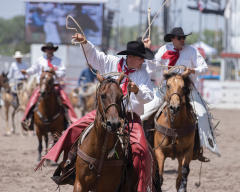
[0,0,225,34]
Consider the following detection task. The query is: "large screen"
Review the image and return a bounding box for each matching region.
[25,2,103,45]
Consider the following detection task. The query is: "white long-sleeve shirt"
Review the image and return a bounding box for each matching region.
[82,41,154,116]
[146,43,208,88]
[8,61,28,83]
[26,55,65,83]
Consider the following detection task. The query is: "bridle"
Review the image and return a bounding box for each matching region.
[96,78,126,133]
[39,71,55,97]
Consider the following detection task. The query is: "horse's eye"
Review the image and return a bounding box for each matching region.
[101,94,106,99]
[166,84,170,89]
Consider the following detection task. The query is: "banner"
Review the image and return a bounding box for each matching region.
[25,2,103,45]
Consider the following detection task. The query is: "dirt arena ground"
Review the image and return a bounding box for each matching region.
[0,108,239,192]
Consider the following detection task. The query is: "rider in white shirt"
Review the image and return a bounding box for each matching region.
[142,27,219,162]
[8,51,28,108]
[40,35,155,192]
[21,42,77,131]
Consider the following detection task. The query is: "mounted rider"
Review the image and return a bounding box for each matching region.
[21,42,77,131]
[142,27,220,161]
[37,34,155,192]
[8,51,28,108]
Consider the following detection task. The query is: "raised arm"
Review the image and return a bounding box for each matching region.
[72,33,119,74]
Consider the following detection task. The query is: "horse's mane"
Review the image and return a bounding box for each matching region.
[164,72,193,111]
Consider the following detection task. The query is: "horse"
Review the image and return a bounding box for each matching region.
[154,70,197,192]
[17,74,38,112]
[34,69,65,161]
[74,73,138,192]
[0,72,19,135]
[69,83,97,117]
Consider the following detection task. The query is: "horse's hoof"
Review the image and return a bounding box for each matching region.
[4,131,11,136]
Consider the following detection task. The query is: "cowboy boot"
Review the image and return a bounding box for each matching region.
[193,129,210,162]
[51,139,78,185]
[21,111,34,131]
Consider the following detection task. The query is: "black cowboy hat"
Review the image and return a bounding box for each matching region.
[41,42,58,52]
[117,41,154,60]
[164,27,192,42]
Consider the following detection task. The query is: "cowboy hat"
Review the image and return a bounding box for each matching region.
[164,27,192,42]
[41,42,58,52]
[13,51,23,58]
[117,41,154,60]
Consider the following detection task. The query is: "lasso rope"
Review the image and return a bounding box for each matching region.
[66,15,94,74]
[142,0,170,41]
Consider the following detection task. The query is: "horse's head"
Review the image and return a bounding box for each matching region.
[0,72,10,91]
[96,73,125,133]
[39,69,55,97]
[164,70,192,115]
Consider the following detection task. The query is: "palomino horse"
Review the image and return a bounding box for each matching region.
[154,70,196,192]
[34,69,65,161]
[74,74,138,192]
[17,74,38,112]
[69,83,97,117]
[0,72,19,135]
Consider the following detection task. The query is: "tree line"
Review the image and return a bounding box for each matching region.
[0,16,30,56]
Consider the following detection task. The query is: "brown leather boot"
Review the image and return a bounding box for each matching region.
[197,148,210,162]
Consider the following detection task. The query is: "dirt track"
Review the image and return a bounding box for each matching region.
[0,108,239,192]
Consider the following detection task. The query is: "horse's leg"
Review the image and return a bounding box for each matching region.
[4,103,11,135]
[74,157,85,192]
[44,133,48,154]
[154,148,165,192]
[177,149,193,192]
[36,129,43,161]
[176,157,183,191]
[11,107,17,134]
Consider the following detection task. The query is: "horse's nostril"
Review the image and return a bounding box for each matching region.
[106,121,111,127]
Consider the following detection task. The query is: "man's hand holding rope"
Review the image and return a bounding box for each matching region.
[72,33,87,44]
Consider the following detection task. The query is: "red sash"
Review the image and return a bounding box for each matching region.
[161,49,180,69]
[117,58,136,95]
[48,59,57,70]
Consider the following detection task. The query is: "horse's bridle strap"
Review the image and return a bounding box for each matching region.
[77,148,124,169]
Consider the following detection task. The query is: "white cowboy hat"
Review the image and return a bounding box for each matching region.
[13,51,23,58]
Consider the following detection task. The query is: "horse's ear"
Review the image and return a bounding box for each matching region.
[42,67,44,73]
[182,68,191,78]
[96,71,104,83]
[50,67,56,75]
[117,72,125,85]
[163,70,170,79]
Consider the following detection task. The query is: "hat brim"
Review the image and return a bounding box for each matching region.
[117,48,154,60]
[164,33,192,42]
[41,46,58,52]
[13,55,23,58]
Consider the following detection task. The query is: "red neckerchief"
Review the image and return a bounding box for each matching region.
[47,58,58,70]
[117,58,136,95]
[161,48,180,69]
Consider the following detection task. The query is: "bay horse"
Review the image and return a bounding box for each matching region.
[34,69,65,161]
[154,69,196,192]
[74,73,138,192]
[0,72,19,135]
